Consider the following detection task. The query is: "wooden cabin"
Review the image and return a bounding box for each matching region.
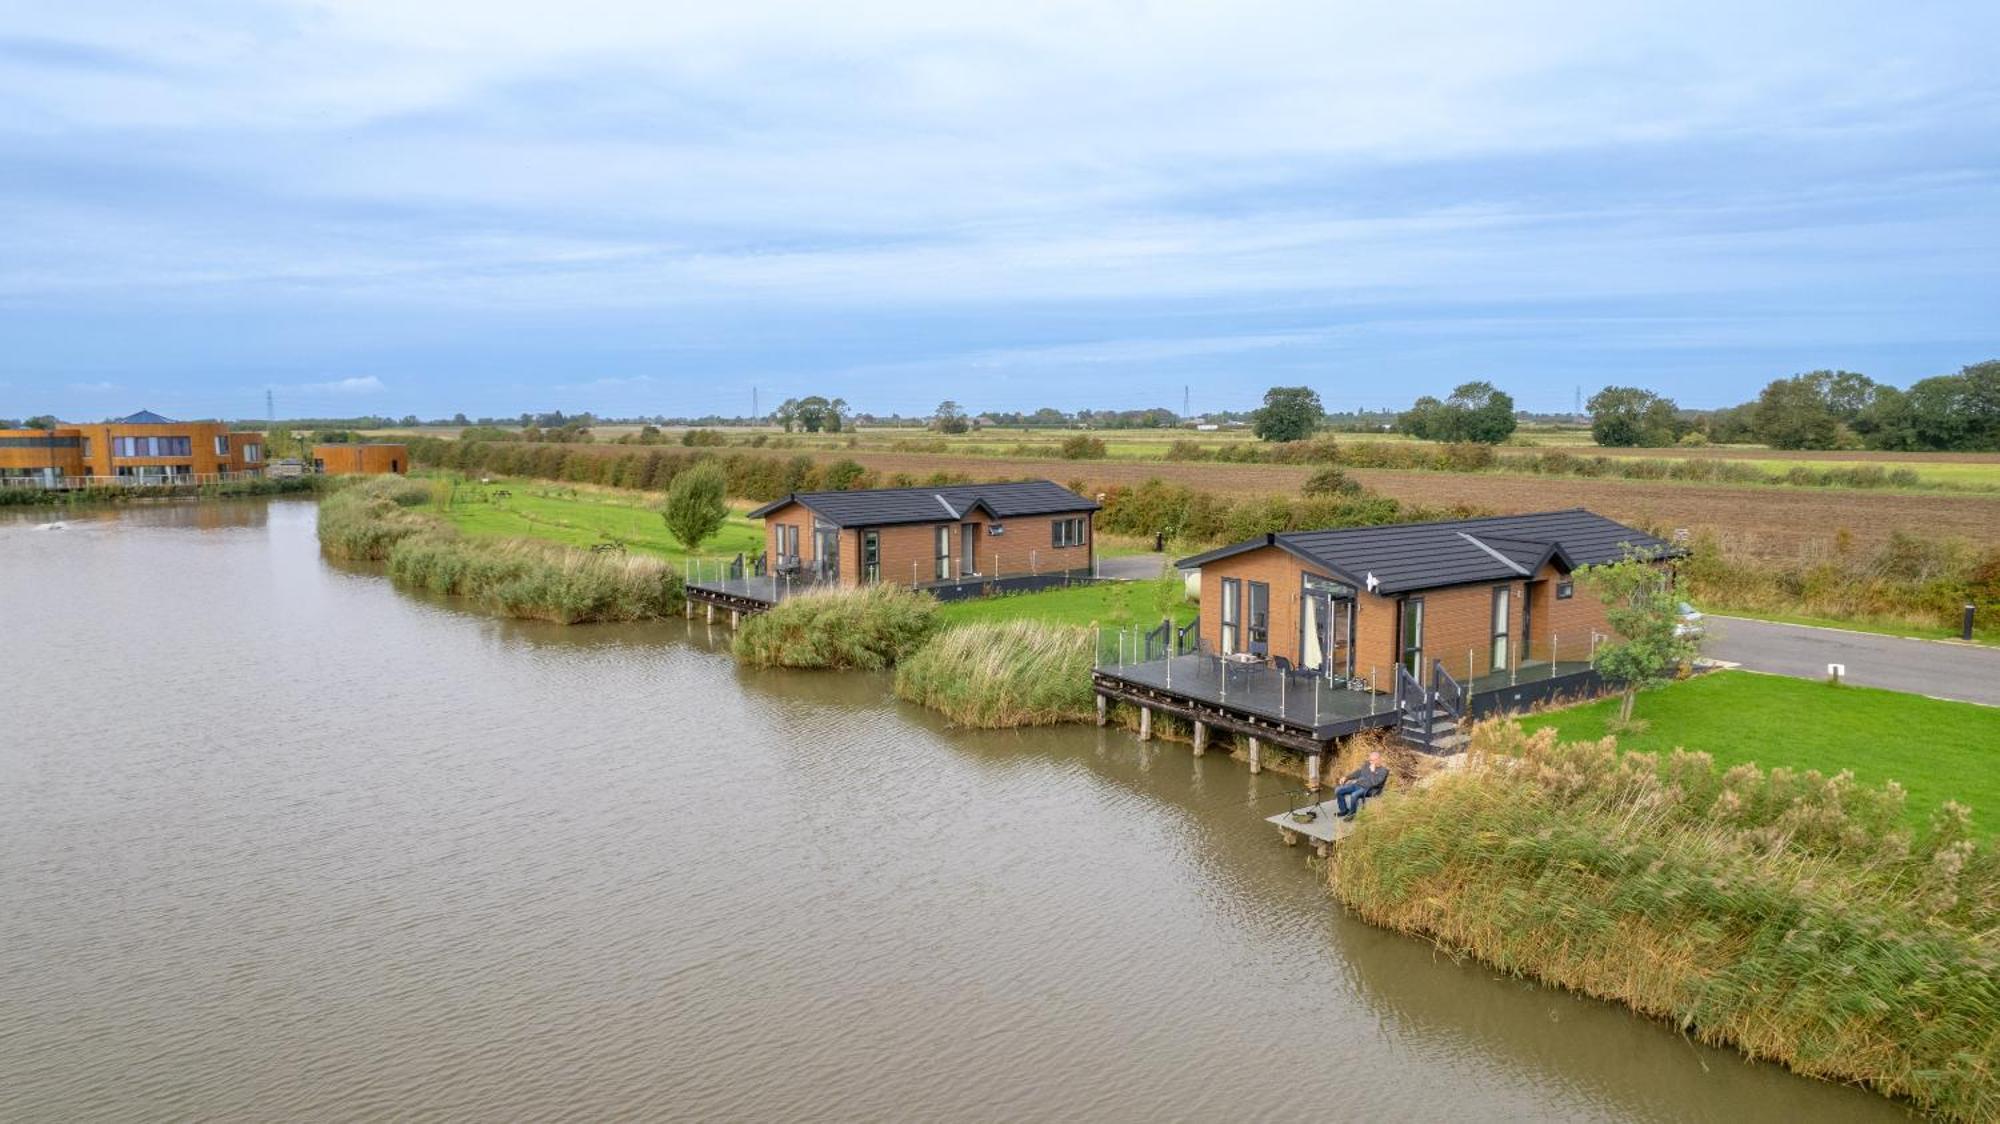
[1175,508,1677,688]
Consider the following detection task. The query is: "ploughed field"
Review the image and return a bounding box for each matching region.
[545,442,2000,560]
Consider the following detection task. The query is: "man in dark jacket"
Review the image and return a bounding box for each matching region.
[1333,750,1390,819]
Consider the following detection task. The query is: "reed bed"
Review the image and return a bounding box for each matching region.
[731,585,939,670]
[1332,722,1999,1122]
[892,620,1096,727]
[317,475,682,622]
[314,476,434,561]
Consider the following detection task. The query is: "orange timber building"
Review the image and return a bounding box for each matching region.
[0,410,266,487]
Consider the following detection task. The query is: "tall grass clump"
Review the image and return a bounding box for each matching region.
[732,585,938,670]
[385,535,683,623]
[893,620,1095,727]
[1332,722,1999,1121]
[315,475,435,561]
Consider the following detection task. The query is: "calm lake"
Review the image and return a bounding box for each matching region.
[0,500,1910,1122]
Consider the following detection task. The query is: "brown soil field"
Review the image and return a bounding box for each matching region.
[1521,445,2000,464]
[562,444,2000,561]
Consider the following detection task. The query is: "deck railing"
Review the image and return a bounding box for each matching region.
[0,470,272,490]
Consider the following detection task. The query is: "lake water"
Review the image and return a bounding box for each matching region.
[0,500,1909,1122]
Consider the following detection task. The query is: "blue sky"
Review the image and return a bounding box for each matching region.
[3,1,1996,421]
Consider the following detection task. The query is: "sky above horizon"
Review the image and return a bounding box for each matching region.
[3,1,1997,422]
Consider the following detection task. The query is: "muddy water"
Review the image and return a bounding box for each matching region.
[0,501,1909,1122]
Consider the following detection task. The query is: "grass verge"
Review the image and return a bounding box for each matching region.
[934,575,1194,630]
[892,621,1096,727]
[1517,671,1998,836]
[1333,722,1999,1123]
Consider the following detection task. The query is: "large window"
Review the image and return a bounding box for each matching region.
[1051,516,1088,548]
[112,435,192,458]
[1490,586,1511,672]
[214,435,230,456]
[775,524,800,564]
[1219,578,1242,655]
[863,531,880,583]
[935,525,951,580]
[244,444,262,462]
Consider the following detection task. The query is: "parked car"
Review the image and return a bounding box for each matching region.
[1676,602,1705,640]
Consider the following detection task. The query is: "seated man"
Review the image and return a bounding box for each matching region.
[1333,750,1391,820]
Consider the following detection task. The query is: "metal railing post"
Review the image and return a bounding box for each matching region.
[1551,635,1560,678]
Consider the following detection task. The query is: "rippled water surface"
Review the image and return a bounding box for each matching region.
[0,501,1912,1122]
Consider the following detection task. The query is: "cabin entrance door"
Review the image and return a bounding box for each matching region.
[1300,575,1356,681]
[961,523,980,576]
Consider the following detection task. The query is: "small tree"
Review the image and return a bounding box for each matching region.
[660,462,728,552]
[1253,386,1323,442]
[1578,554,1700,723]
[933,400,970,434]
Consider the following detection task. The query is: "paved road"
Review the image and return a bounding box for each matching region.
[1703,616,2000,707]
[1098,552,1173,581]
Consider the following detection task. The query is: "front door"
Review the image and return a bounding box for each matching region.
[1520,581,1540,666]
[1246,581,1270,658]
[961,523,980,576]
[1399,597,1425,679]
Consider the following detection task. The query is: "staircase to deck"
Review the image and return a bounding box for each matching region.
[1396,662,1469,754]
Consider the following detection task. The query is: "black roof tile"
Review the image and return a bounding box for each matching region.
[1176,508,1677,593]
[747,479,1097,527]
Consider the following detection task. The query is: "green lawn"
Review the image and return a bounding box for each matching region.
[430,476,765,563]
[936,579,1197,630]
[1518,671,2000,835]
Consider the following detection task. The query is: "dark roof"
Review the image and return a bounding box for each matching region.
[748,479,1097,527]
[115,409,179,425]
[1176,509,1679,594]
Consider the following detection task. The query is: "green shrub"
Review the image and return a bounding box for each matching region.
[732,585,939,670]
[893,620,1095,727]
[1333,722,1999,1122]
[1059,435,1107,459]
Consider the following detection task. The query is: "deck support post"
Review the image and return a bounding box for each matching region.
[1138,706,1153,742]
[1248,736,1262,775]
[1095,694,1108,727]
[705,602,715,624]
[730,608,740,629]
[1192,721,1208,756]
[684,596,693,619]
[1307,753,1321,791]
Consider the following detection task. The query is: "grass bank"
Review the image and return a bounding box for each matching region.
[892,621,1096,727]
[317,477,684,623]
[731,585,938,670]
[1518,671,1999,836]
[421,473,765,564]
[1333,722,1999,1122]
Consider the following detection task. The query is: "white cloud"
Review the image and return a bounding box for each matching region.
[281,376,385,395]
[66,380,117,392]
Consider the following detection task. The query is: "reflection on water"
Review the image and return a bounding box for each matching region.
[0,500,1908,1121]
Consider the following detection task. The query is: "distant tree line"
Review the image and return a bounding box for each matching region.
[1584,361,2000,451]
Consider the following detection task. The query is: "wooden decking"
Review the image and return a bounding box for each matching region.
[1092,655,1401,752]
[1095,654,1604,757]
